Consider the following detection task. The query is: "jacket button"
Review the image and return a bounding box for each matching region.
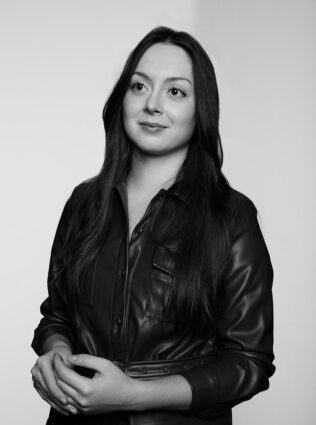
[115,317,122,326]
[141,367,148,374]
[138,226,144,234]
[120,269,126,278]
[163,366,169,372]
[183,364,189,369]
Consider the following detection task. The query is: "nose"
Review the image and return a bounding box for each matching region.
[144,90,162,114]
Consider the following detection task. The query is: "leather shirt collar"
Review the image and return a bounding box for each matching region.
[113,177,188,205]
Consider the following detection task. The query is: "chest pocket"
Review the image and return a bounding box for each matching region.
[146,246,181,324]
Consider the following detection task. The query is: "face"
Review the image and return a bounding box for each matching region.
[122,43,196,156]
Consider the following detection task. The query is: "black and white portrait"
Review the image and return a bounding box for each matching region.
[1,1,314,424]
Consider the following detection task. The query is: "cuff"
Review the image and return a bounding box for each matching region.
[31,324,75,356]
[178,366,218,412]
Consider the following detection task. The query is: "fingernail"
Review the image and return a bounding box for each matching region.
[69,355,77,361]
[69,407,77,415]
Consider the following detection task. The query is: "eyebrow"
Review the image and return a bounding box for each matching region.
[132,71,192,86]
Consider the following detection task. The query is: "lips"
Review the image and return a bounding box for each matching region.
[139,121,167,128]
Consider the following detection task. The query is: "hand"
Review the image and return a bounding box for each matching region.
[53,353,138,415]
[31,348,78,416]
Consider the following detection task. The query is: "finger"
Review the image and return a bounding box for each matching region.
[66,395,78,407]
[33,379,50,403]
[67,353,106,372]
[33,381,71,416]
[55,375,81,404]
[39,358,68,406]
[31,368,46,389]
[32,370,58,403]
[33,376,78,415]
[53,353,90,392]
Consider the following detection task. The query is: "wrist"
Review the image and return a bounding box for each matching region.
[41,334,73,355]
[51,344,72,357]
[126,378,146,411]
[127,375,192,412]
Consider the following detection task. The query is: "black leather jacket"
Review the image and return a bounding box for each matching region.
[31,180,275,425]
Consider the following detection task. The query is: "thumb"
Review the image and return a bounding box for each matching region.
[54,351,73,368]
[67,354,106,372]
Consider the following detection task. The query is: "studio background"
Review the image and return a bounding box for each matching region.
[1,0,315,424]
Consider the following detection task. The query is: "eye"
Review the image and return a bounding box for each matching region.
[168,86,187,97]
[130,81,146,93]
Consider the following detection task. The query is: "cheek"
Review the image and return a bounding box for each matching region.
[122,99,133,136]
[122,96,131,119]
[170,104,195,129]
[180,105,196,140]
[122,94,142,119]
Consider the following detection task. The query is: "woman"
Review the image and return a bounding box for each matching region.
[31,26,275,425]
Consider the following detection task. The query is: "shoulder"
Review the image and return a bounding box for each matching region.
[225,188,272,262]
[67,179,95,209]
[225,188,261,238]
[56,180,95,228]
[226,187,257,216]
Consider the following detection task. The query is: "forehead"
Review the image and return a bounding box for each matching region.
[135,43,193,79]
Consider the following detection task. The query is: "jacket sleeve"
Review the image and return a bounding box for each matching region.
[179,197,276,419]
[31,192,77,356]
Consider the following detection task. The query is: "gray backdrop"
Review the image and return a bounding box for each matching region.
[1,0,315,423]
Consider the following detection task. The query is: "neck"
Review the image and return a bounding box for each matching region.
[127,145,188,193]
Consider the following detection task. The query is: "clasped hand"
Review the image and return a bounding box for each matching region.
[55,354,137,415]
[32,352,138,416]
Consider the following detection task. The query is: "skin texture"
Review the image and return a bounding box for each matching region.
[124,42,197,243]
[123,42,196,158]
[31,336,78,416]
[31,42,195,416]
[53,353,138,414]
[53,353,192,414]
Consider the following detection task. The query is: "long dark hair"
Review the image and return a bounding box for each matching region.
[52,26,233,332]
